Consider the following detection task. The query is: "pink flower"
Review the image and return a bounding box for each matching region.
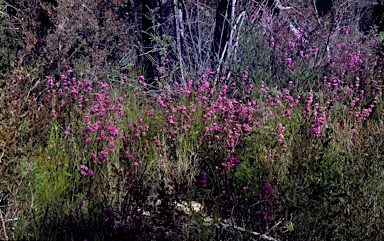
[294,27,303,39]
[138,76,145,84]
[243,123,252,132]
[260,82,268,94]
[64,126,70,137]
[80,165,94,177]
[87,169,94,176]
[221,156,239,169]
[178,105,187,111]
[107,125,119,136]
[265,16,271,24]
[133,162,139,166]
[167,116,176,124]
[277,133,284,143]
[303,92,314,114]
[277,123,286,133]
[109,139,115,149]
[288,41,295,51]
[286,58,292,67]
[247,84,253,93]
[157,96,166,107]
[270,36,275,48]
[99,150,108,159]
[282,109,292,119]
[50,109,57,117]
[242,69,249,81]
[80,165,95,177]
[11,99,20,105]
[311,112,326,137]
[226,139,235,148]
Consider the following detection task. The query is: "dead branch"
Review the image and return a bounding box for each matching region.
[203,221,281,241]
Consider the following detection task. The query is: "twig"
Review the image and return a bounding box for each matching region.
[0,152,4,164]
[5,218,18,222]
[215,0,233,80]
[225,0,237,61]
[204,222,280,241]
[269,219,283,232]
[0,209,9,241]
[27,79,40,100]
[0,27,20,30]
[173,0,186,85]
[312,0,321,24]
[2,1,21,12]
[274,0,292,10]
[225,10,246,82]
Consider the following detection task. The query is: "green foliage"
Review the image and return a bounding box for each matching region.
[0,0,9,75]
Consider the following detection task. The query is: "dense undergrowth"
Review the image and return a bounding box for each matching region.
[1,0,384,240]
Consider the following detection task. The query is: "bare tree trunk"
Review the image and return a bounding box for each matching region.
[141,0,185,85]
[213,0,232,63]
[142,0,160,85]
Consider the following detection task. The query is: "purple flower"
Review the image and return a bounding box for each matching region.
[277,133,284,143]
[99,150,108,159]
[107,125,119,136]
[200,171,208,188]
[286,58,292,67]
[167,116,176,124]
[87,169,94,177]
[243,123,253,132]
[277,123,286,133]
[311,111,326,137]
[221,156,239,169]
[137,75,144,85]
[80,165,94,177]
[257,180,275,204]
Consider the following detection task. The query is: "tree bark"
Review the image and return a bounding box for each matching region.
[142,0,160,84]
[213,0,232,61]
[141,0,184,85]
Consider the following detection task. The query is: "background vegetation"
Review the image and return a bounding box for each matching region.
[1,0,384,240]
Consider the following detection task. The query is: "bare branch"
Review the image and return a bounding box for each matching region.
[173,0,186,85]
[203,222,281,241]
[2,1,22,12]
[0,209,8,240]
[274,0,292,10]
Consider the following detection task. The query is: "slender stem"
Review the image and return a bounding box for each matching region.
[0,209,8,241]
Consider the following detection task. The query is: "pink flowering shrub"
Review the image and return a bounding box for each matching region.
[3,1,384,240]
